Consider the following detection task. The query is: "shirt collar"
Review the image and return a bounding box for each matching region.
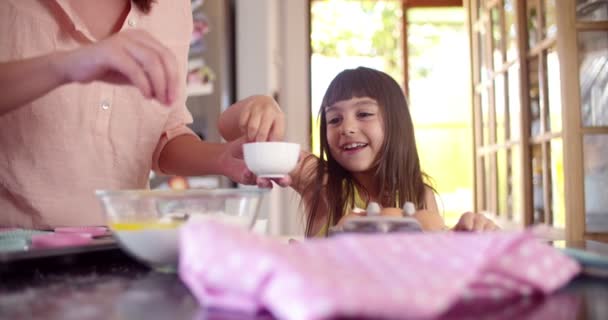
[52,0,141,42]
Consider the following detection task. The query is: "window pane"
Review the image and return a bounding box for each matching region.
[477,6,489,84]
[508,63,521,140]
[484,155,493,213]
[510,146,522,223]
[576,0,608,22]
[478,30,489,84]
[482,88,490,145]
[495,73,506,143]
[527,1,539,48]
[579,31,608,127]
[550,139,565,228]
[408,8,472,224]
[504,0,517,62]
[547,47,563,132]
[532,144,545,223]
[584,134,608,232]
[497,149,508,217]
[543,0,557,39]
[491,8,503,68]
[529,57,541,136]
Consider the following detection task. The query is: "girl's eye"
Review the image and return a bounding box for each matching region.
[327,117,341,125]
[358,112,374,118]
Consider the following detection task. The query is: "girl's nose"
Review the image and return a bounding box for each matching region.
[340,124,356,135]
[339,116,358,135]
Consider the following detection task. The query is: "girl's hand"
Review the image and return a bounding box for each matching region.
[237,95,285,142]
[379,207,403,217]
[256,176,292,189]
[254,150,308,189]
[452,212,500,232]
[58,29,179,106]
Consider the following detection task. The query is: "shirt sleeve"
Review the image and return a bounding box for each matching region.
[151,105,197,174]
[151,0,197,174]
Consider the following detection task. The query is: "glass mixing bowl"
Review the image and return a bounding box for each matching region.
[96,188,268,270]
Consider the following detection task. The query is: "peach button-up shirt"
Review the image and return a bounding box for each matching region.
[0,0,195,228]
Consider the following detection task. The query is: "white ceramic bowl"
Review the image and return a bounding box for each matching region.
[96,188,267,270]
[243,142,300,178]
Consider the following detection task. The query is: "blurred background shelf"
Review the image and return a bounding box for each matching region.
[155,0,235,191]
[185,0,234,146]
[187,82,214,97]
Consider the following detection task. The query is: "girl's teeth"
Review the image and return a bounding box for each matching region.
[344,143,366,150]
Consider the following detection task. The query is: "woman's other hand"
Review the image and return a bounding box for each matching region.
[236,95,285,142]
[219,95,284,142]
[0,29,179,114]
[452,212,500,232]
[59,29,179,106]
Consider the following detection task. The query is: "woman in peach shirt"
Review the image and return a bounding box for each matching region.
[0,0,283,228]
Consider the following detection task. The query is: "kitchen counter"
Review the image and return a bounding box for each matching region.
[1,245,608,320]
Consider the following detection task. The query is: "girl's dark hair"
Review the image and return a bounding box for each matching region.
[305,67,434,236]
[133,0,155,13]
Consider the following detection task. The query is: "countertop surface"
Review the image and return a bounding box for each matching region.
[1,242,608,320]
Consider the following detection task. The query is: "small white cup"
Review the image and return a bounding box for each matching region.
[243,142,300,178]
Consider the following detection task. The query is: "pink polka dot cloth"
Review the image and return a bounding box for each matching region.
[179,221,580,320]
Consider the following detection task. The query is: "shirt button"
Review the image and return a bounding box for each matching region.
[128,19,137,27]
[101,101,111,110]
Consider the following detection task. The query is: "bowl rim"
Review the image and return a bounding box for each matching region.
[95,188,269,199]
[243,141,300,147]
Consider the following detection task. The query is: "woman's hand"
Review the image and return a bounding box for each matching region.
[215,137,257,185]
[452,212,499,232]
[236,95,285,142]
[58,29,179,105]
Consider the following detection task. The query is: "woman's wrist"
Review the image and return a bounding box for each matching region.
[48,50,72,86]
[212,142,231,177]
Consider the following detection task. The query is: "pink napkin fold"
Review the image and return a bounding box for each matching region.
[179,221,580,320]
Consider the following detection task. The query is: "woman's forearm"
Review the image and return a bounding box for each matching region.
[0,52,68,116]
[158,135,223,176]
[158,134,253,185]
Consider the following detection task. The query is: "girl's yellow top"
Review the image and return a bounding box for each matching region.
[315,188,368,237]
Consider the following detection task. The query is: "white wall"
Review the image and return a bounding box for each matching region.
[235,0,278,98]
[235,0,310,236]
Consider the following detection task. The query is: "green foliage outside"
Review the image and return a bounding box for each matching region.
[311,0,404,85]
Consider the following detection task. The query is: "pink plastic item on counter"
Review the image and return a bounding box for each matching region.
[179,221,580,320]
[54,226,108,237]
[30,233,93,249]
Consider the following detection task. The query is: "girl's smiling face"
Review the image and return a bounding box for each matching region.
[325,97,385,173]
